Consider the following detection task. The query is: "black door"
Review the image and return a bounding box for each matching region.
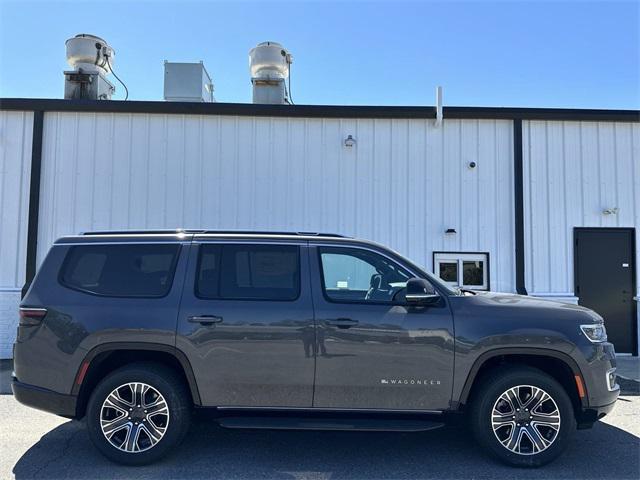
[574,228,637,354]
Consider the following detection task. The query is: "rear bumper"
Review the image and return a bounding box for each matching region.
[12,379,77,418]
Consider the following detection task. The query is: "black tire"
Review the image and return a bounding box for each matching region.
[469,366,576,467]
[86,362,192,466]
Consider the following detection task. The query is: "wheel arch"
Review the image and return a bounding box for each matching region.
[458,348,587,412]
[72,342,201,418]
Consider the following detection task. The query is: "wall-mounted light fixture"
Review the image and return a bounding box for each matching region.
[445,228,457,235]
[344,134,356,148]
[602,207,619,215]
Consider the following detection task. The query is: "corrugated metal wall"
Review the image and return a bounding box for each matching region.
[38,112,516,293]
[523,120,640,304]
[0,111,32,358]
[2,109,638,358]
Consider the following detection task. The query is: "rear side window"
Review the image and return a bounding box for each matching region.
[60,244,180,297]
[196,244,300,301]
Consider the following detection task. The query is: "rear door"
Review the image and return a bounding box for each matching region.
[177,238,315,407]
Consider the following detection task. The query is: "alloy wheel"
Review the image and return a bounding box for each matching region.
[491,385,561,455]
[100,382,170,453]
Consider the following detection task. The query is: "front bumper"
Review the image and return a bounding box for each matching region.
[576,398,618,429]
[12,379,77,418]
[576,341,619,428]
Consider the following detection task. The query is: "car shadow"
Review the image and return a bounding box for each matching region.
[13,413,640,479]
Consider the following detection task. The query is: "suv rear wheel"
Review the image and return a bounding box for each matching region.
[86,363,191,465]
[469,366,576,467]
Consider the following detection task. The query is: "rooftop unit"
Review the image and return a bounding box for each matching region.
[164,61,215,102]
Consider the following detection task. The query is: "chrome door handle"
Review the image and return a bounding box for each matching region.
[188,315,223,325]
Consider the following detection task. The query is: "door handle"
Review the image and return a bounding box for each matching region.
[326,318,358,329]
[188,315,223,326]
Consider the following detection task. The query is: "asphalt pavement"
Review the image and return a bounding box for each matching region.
[0,392,638,480]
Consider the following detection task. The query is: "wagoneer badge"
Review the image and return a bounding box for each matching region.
[380,379,441,386]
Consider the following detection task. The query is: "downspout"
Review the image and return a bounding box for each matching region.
[22,110,44,298]
[513,119,528,295]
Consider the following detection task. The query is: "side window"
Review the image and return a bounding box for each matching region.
[196,244,300,301]
[60,244,180,297]
[318,247,417,303]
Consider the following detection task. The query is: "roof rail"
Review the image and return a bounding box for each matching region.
[198,230,347,237]
[80,229,347,237]
[81,229,194,236]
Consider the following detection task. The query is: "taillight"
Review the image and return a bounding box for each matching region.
[19,307,47,326]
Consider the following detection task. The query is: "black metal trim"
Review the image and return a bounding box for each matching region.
[573,227,638,356]
[21,110,44,299]
[432,251,490,291]
[1,98,638,122]
[513,119,528,295]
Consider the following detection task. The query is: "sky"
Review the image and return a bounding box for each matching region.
[0,0,638,109]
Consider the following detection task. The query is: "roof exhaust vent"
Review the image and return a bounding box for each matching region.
[249,41,293,104]
[64,34,116,100]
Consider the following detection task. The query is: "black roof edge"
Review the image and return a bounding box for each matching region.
[1,98,638,122]
[80,229,348,238]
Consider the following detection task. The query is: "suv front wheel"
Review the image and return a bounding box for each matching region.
[469,366,576,467]
[86,363,192,465]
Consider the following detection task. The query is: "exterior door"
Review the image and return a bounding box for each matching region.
[574,228,637,354]
[309,244,455,411]
[176,240,316,407]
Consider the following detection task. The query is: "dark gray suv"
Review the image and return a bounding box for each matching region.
[13,230,618,467]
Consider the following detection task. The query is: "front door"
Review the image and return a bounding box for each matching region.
[309,244,455,411]
[177,240,315,407]
[574,228,637,354]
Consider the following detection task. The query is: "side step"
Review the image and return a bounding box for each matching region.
[217,416,445,432]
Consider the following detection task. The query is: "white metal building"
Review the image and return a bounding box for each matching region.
[0,99,638,358]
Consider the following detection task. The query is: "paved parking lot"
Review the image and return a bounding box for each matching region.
[0,388,638,480]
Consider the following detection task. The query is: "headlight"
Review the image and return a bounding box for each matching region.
[580,323,608,343]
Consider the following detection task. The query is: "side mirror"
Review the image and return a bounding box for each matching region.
[405,278,439,305]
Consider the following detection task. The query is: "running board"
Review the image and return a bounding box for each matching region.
[217,417,445,432]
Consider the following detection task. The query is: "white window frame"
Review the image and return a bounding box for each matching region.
[433,252,489,291]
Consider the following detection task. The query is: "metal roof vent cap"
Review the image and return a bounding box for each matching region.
[249,41,293,104]
[64,33,116,100]
[66,34,114,75]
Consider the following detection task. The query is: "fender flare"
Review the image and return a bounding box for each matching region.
[458,347,587,407]
[72,342,202,405]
